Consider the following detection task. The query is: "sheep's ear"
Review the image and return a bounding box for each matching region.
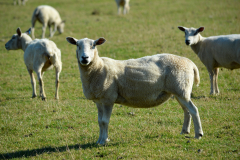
[178,26,186,32]
[25,28,31,35]
[66,37,78,45]
[197,27,204,33]
[94,37,106,46]
[16,27,22,37]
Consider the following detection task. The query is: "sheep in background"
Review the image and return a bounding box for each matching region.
[5,27,62,100]
[13,0,27,5]
[115,0,130,15]
[178,26,240,95]
[66,37,203,145]
[31,5,65,39]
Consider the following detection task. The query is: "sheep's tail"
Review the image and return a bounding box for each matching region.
[193,63,200,87]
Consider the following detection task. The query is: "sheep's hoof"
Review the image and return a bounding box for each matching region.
[42,97,46,101]
[32,95,37,98]
[181,131,190,135]
[195,133,203,139]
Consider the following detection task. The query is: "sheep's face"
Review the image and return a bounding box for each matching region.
[66,37,106,66]
[57,21,65,34]
[178,26,204,46]
[5,34,21,50]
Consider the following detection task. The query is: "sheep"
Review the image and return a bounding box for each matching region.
[31,5,65,39]
[178,26,240,95]
[66,37,203,145]
[5,27,62,100]
[13,0,27,5]
[115,0,130,15]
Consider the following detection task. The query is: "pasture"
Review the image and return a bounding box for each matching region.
[0,0,240,159]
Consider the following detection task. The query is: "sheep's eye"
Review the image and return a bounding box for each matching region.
[193,31,198,36]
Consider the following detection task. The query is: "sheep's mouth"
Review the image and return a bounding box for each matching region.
[5,45,10,50]
[80,60,90,65]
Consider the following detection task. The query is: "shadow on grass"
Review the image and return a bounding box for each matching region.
[0,142,102,159]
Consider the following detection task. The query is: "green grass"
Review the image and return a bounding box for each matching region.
[1,0,240,159]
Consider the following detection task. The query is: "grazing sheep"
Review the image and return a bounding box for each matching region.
[66,37,203,145]
[115,0,130,15]
[178,26,240,95]
[5,27,62,100]
[31,5,65,39]
[13,0,27,5]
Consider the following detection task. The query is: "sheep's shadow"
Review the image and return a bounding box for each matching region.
[0,142,118,159]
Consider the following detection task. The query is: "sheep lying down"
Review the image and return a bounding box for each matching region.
[66,37,203,145]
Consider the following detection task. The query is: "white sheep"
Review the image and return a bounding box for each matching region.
[115,0,130,15]
[13,0,27,5]
[31,5,65,39]
[178,26,240,95]
[5,27,62,100]
[66,37,203,145]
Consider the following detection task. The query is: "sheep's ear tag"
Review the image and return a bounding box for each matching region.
[26,28,31,35]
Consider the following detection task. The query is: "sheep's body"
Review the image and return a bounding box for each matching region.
[5,28,62,100]
[13,0,27,5]
[66,37,203,145]
[31,5,65,39]
[178,26,240,95]
[115,0,130,15]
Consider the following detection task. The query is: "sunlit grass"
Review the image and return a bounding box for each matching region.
[0,0,240,159]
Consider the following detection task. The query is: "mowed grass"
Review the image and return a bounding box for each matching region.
[0,0,240,159]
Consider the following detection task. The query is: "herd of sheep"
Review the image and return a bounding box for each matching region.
[5,0,240,145]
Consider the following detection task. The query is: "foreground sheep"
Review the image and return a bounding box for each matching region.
[66,37,203,145]
[5,27,62,100]
[178,26,240,95]
[13,0,27,5]
[31,5,65,39]
[115,0,130,15]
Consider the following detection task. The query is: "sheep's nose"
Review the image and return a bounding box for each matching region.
[82,56,89,60]
[185,40,190,45]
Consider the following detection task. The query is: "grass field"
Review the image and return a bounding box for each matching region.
[0,0,240,159]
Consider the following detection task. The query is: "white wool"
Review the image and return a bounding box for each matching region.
[178,26,240,95]
[31,5,65,39]
[5,28,62,100]
[115,0,130,15]
[66,37,203,145]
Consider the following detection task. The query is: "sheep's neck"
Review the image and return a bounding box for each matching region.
[190,35,205,55]
[20,35,32,51]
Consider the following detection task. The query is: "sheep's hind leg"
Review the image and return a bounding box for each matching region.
[37,71,46,101]
[213,68,220,94]
[175,96,203,139]
[176,98,191,134]
[96,103,113,145]
[27,69,37,98]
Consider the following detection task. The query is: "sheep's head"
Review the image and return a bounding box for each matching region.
[57,21,65,34]
[66,37,106,66]
[178,26,204,46]
[5,27,31,50]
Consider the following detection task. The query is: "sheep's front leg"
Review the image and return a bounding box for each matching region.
[176,96,203,139]
[42,23,47,39]
[36,71,46,101]
[96,103,113,145]
[54,66,61,100]
[50,24,57,38]
[208,70,215,95]
[213,68,220,94]
[27,69,37,98]
[48,24,52,38]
